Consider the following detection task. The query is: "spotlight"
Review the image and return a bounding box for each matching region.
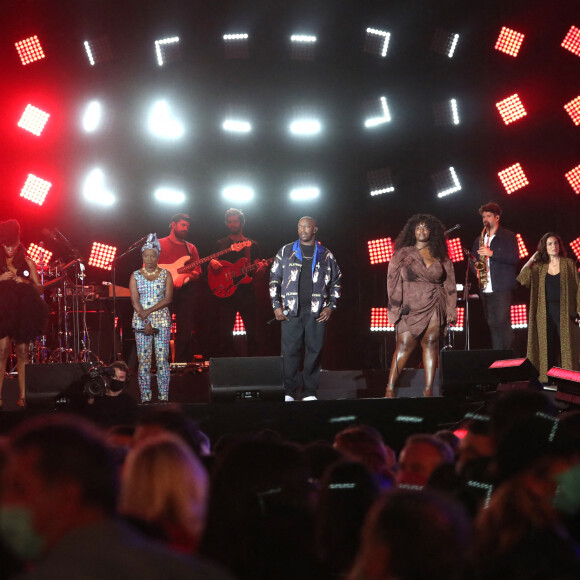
[83,168,115,206]
[516,234,529,258]
[565,164,580,195]
[498,163,529,194]
[233,312,246,335]
[367,238,394,265]
[88,242,117,270]
[15,36,45,65]
[289,186,320,201]
[290,34,317,60]
[364,28,391,58]
[148,100,184,140]
[432,166,461,198]
[495,27,525,57]
[289,119,321,136]
[222,185,254,203]
[27,243,53,266]
[223,119,252,133]
[367,168,395,196]
[431,29,459,58]
[563,96,580,126]
[364,97,391,128]
[154,37,181,66]
[18,105,50,136]
[154,187,186,204]
[83,37,113,65]
[511,304,527,329]
[433,99,460,126]
[561,26,580,58]
[496,94,527,125]
[370,308,395,331]
[446,238,463,262]
[20,174,51,206]
[82,101,103,133]
[223,33,249,59]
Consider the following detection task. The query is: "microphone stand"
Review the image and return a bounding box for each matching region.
[462,247,479,351]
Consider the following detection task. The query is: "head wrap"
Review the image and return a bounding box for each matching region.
[0,219,21,246]
[141,233,161,255]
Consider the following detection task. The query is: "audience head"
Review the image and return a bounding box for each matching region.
[456,417,494,475]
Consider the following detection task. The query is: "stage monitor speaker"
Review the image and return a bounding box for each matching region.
[210,356,284,403]
[547,367,580,406]
[25,363,92,409]
[488,357,542,392]
[440,349,513,399]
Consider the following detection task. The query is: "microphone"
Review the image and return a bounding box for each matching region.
[267,309,289,325]
[128,236,148,250]
[444,224,461,236]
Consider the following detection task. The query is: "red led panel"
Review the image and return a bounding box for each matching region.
[368,238,394,264]
[20,174,52,205]
[446,237,463,263]
[516,234,529,258]
[370,307,395,331]
[498,163,529,194]
[565,164,580,195]
[570,237,580,261]
[88,242,117,270]
[233,311,246,335]
[547,367,580,383]
[511,304,527,329]
[564,96,580,126]
[489,358,526,369]
[18,105,50,136]
[494,27,525,57]
[450,307,465,331]
[15,36,45,65]
[561,26,580,57]
[27,243,53,266]
[171,313,177,335]
[496,94,527,125]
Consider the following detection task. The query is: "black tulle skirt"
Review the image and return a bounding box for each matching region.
[0,280,49,342]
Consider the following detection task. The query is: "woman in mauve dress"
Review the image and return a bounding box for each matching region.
[385,214,456,397]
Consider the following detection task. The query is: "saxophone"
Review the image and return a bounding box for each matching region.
[474,227,488,290]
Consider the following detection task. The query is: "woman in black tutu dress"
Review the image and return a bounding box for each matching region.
[0,219,48,408]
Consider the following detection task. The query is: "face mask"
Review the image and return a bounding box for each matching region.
[108,379,124,393]
[553,463,580,516]
[0,505,45,561]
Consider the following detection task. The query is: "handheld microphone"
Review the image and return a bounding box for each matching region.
[444,224,461,236]
[267,309,289,325]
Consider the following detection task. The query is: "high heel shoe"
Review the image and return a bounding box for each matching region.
[17,397,26,408]
[385,385,396,398]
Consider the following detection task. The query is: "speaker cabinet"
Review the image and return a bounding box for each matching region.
[210,356,284,402]
[25,363,92,409]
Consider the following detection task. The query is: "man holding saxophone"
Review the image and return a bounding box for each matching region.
[471,202,520,350]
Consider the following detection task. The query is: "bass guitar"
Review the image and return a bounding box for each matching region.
[209,257,274,298]
[159,241,252,285]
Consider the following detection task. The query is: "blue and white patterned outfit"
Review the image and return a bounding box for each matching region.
[132,268,171,402]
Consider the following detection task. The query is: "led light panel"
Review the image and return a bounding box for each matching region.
[370,307,395,332]
[367,168,395,196]
[83,168,115,206]
[498,163,529,194]
[18,105,50,136]
[565,164,580,194]
[561,26,580,57]
[89,242,117,270]
[290,34,317,60]
[516,234,529,258]
[364,97,391,128]
[154,187,185,204]
[564,96,580,126]
[223,33,249,58]
[148,100,184,139]
[367,238,394,264]
[364,28,391,57]
[446,238,464,263]
[15,36,45,65]
[289,118,321,136]
[27,243,53,266]
[233,312,246,335]
[450,307,465,331]
[222,185,254,203]
[431,29,459,58]
[496,94,527,125]
[20,174,51,205]
[290,186,320,201]
[511,304,527,329]
[82,101,103,133]
[83,37,113,65]
[155,37,181,66]
[433,167,461,198]
[495,27,524,57]
[434,99,460,126]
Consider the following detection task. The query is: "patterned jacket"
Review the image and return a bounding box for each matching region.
[269,239,342,317]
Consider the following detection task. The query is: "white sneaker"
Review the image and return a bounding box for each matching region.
[302,396,317,401]
[285,395,295,402]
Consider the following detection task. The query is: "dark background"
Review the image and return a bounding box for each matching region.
[1,0,578,368]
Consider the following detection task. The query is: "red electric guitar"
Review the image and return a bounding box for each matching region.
[159,241,252,285]
[209,257,274,298]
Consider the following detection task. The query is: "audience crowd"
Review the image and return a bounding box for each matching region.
[0,389,579,580]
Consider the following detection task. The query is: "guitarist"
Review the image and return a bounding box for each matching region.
[158,213,201,362]
[209,208,265,356]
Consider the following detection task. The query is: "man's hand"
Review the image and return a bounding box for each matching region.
[477,247,493,258]
[317,307,332,323]
[274,307,289,321]
[209,260,223,273]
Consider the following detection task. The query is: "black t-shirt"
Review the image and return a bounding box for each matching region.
[299,243,315,307]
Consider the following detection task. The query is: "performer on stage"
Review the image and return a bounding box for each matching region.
[517,232,580,383]
[130,234,173,403]
[269,217,342,401]
[0,219,48,408]
[158,213,201,362]
[209,208,266,356]
[471,202,519,350]
[385,214,456,398]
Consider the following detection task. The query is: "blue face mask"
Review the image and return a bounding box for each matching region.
[0,505,45,561]
[553,463,580,516]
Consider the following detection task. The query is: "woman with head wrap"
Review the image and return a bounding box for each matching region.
[0,219,49,408]
[129,234,173,403]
